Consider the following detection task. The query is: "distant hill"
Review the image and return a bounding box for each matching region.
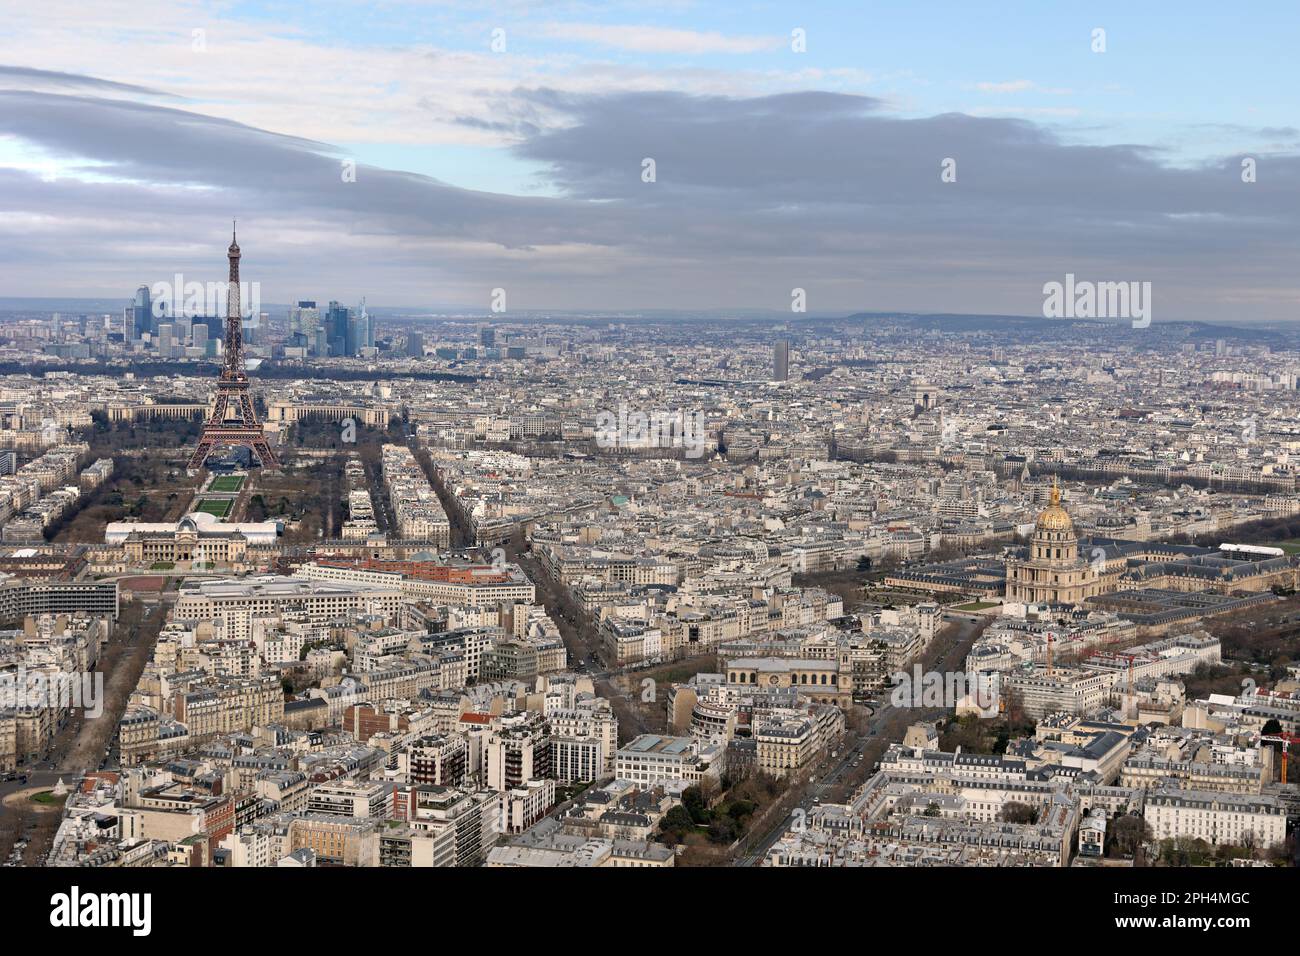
[842,311,1291,346]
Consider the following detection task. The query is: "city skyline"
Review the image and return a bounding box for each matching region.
[2,3,1299,319]
[0,0,1296,922]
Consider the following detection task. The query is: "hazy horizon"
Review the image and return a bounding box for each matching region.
[1,2,1298,322]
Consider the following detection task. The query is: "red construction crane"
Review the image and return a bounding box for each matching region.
[1260,733,1300,785]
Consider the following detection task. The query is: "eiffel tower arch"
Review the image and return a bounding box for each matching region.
[188,224,279,473]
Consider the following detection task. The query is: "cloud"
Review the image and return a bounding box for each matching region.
[0,80,1298,320]
[968,106,1082,118]
[0,3,860,154]
[973,80,1072,97]
[538,23,784,55]
[0,65,176,98]
[976,80,1034,93]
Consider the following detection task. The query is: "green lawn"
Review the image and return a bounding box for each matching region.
[208,475,245,493]
[196,499,232,518]
[954,600,1000,611]
[1271,540,1300,555]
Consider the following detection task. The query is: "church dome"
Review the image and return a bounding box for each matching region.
[1035,480,1073,533]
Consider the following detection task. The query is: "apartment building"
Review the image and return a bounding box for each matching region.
[300,559,535,607]
[1144,788,1286,849]
[381,445,451,546]
[485,712,552,791]
[614,734,724,788]
[404,734,469,787]
[306,780,392,819]
[288,814,379,866]
[407,785,500,867]
[173,674,284,738]
[174,576,403,641]
[502,778,556,834]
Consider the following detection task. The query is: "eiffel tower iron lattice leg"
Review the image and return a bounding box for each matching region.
[187,420,280,471]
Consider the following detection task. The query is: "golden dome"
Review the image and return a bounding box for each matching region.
[1035,478,1073,532]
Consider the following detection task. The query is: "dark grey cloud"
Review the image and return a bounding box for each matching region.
[0,88,606,241]
[0,65,176,98]
[518,90,1299,233]
[512,89,1300,311]
[1,77,1298,319]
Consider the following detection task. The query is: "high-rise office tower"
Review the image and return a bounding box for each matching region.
[132,285,151,340]
[289,300,320,337]
[480,327,495,348]
[191,314,223,343]
[346,309,371,357]
[407,331,424,357]
[327,301,350,356]
[773,339,790,381]
[361,303,374,349]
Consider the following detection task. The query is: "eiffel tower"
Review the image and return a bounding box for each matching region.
[187,224,279,472]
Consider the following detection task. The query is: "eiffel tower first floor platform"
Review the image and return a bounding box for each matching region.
[187,423,280,472]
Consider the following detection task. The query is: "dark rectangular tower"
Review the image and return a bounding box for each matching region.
[773,339,790,382]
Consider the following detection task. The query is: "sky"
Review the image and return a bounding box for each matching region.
[1,0,1298,321]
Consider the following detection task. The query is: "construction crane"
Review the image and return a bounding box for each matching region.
[1260,733,1300,785]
